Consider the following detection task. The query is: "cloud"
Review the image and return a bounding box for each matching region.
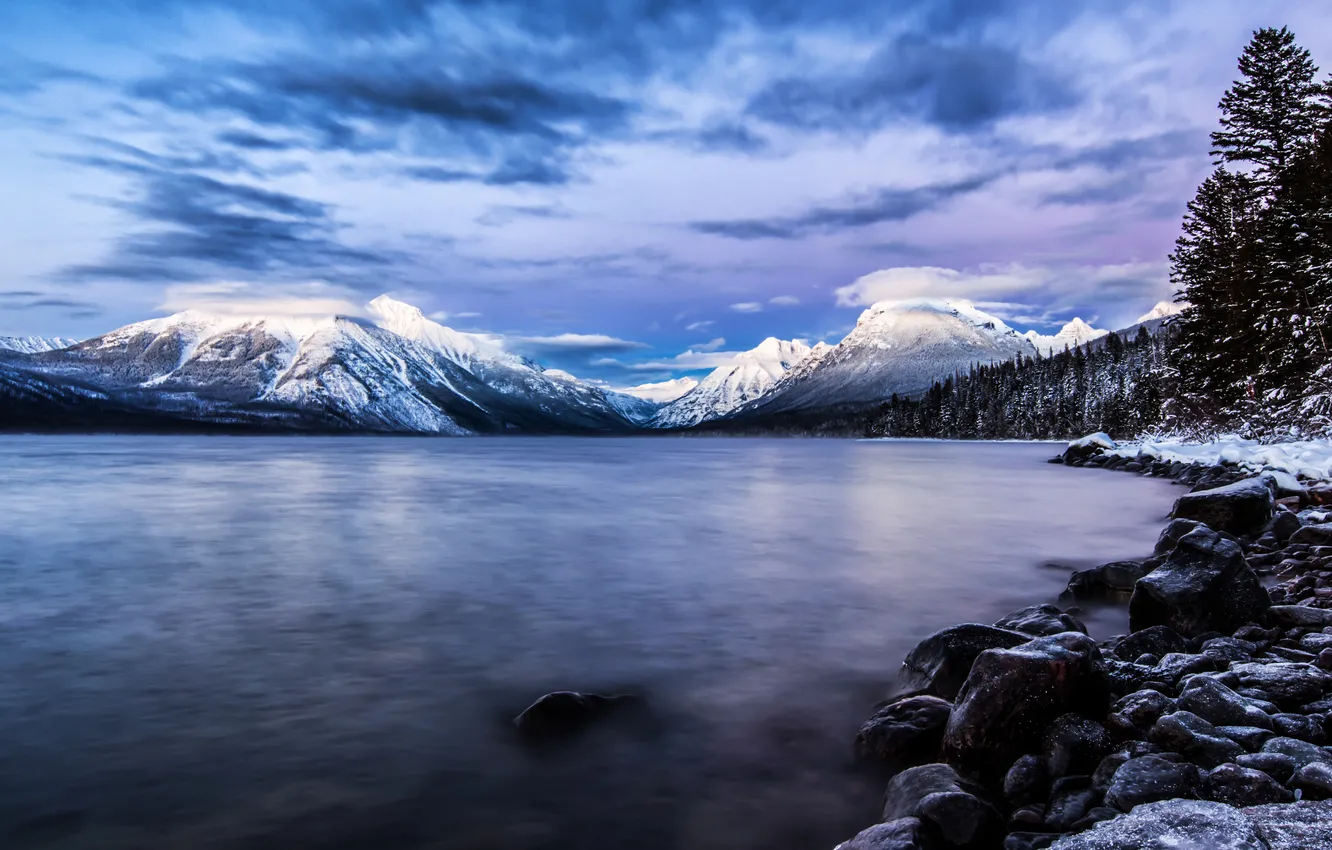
[730,302,764,313]
[769,295,800,306]
[475,204,571,227]
[156,281,368,317]
[510,333,649,356]
[691,174,996,240]
[684,320,715,331]
[0,56,101,96]
[694,337,727,351]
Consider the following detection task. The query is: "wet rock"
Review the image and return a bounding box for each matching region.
[1176,677,1274,729]
[834,818,926,850]
[1102,659,1153,696]
[1049,799,1261,849]
[902,623,1030,701]
[1006,834,1060,850]
[1004,754,1050,808]
[1244,800,1332,850]
[1236,751,1297,783]
[1260,737,1332,770]
[1230,661,1329,710]
[1068,807,1119,834]
[1148,711,1244,768]
[1216,725,1274,751]
[1105,690,1176,737]
[512,691,644,741]
[1300,633,1332,652]
[1150,652,1218,685]
[1291,762,1332,799]
[1103,754,1199,811]
[996,604,1089,637]
[1044,776,1096,831]
[1171,477,1274,537]
[1155,519,1202,556]
[1110,625,1186,662]
[942,633,1110,779]
[881,764,1001,848]
[1291,525,1332,547]
[1200,636,1258,663]
[1204,762,1293,806]
[1270,605,1332,629]
[1268,510,1304,543]
[855,695,952,765]
[1042,715,1114,778]
[1271,712,1326,744]
[1061,562,1149,604]
[1129,526,1270,638]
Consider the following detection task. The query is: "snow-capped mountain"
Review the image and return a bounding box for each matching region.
[725,299,1036,420]
[1137,301,1186,323]
[1022,318,1109,355]
[3,297,635,434]
[0,335,79,354]
[615,377,699,404]
[652,338,812,428]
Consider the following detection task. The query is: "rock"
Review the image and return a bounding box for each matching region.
[1105,690,1176,737]
[1004,754,1050,807]
[1103,754,1199,811]
[512,691,644,741]
[1290,762,1332,800]
[1204,762,1294,805]
[881,764,1001,848]
[1291,525,1332,547]
[1261,737,1332,770]
[1177,677,1274,729]
[1064,433,1117,463]
[1009,803,1046,828]
[1171,477,1274,537]
[1270,605,1332,629]
[1244,800,1332,850]
[1150,652,1218,684]
[834,818,926,850]
[1068,807,1120,834]
[996,604,1089,637]
[1300,633,1332,652]
[1043,715,1114,778]
[1237,751,1298,783]
[1230,661,1329,710]
[901,623,1031,701]
[1261,470,1308,500]
[1102,659,1154,696]
[1048,799,1262,849]
[942,633,1111,779]
[1216,725,1274,751]
[1006,834,1060,850]
[1268,510,1304,543]
[1129,526,1270,638]
[1090,753,1130,794]
[855,695,952,765]
[1200,636,1258,663]
[1155,518,1203,556]
[1149,711,1244,768]
[1044,776,1096,831]
[1320,649,1332,672]
[1272,713,1326,744]
[1110,625,1187,662]
[1061,562,1149,604]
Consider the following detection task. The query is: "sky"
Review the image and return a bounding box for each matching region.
[2,0,1330,385]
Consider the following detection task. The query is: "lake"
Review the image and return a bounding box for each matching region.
[0,436,1181,849]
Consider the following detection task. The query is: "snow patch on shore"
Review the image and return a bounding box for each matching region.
[1112,437,1332,481]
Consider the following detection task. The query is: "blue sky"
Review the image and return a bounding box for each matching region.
[2,0,1330,384]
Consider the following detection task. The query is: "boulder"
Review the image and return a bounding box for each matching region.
[901,623,1031,701]
[1176,677,1274,729]
[1105,690,1176,737]
[1007,834,1060,850]
[1291,525,1332,547]
[881,764,1001,848]
[1042,715,1114,778]
[1243,800,1332,849]
[1148,711,1244,768]
[855,696,952,765]
[1229,662,1329,710]
[1044,776,1096,831]
[1268,510,1304,544]
[834,818,926,850]
[1049,800,1263,849]
[1237,751,1297,783]
[1003,754,1050,807]
[1260,736,1332,770]
[1061,562,1149,604]
[1270,605,1332,629]
[1103,755,1199,811]
[1110,625,1186,662]
[996,604,1088,637]
[1154,519,1202,556]
[1128,526,1270,637]
[1291,762,1332,799]
[1064,433,1117,463]
[942,633,1110,779]
[512,691,644,741]
[1149,652,1217,684]
[1271,712,1326,744]
[1204,762,1293,806]
[1216,724,1274,750]
[1171,477,1274,536]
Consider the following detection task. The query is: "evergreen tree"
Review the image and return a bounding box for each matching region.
[1212,26,1323,187]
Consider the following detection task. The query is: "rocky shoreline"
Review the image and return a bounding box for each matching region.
[833,437,1332,849]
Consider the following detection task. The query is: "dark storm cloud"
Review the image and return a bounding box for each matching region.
[59,160,394,286]
[215,129,301,151]
[690,174,997,240]
[748,36,1078,134]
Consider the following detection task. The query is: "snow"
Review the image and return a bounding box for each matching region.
[651,338,812,428]
[0,335,80,354]
[1137,300,1187,323]
[1023,317,1110,355]
[1070,432,1118,451]
[614,377,699,404]
[1113,437,1332,481]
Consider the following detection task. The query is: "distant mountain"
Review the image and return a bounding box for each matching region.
[1137,301,1186,323]
[615,376,699,404]
[652,338,812,428]
[1,297,635,434]
[0,335,79,354]
[1022,318,1109,355]
[722,299,1035,422]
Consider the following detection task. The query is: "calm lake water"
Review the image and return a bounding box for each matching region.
[0,436,1181,850]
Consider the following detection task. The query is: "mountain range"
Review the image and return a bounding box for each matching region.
[0,297,1181,434]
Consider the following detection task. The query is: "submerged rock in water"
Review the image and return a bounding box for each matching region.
[1061,561,1149,603]
[1128,525,1269,638]
[512,691,644,741]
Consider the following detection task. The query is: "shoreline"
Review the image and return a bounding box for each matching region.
[834,437,1332,850]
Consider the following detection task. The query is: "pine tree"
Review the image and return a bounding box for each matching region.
[1212,26,1323,188]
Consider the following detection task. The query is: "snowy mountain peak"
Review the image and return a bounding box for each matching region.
[858,298,1016,335]
[0,335,80,354]
[1137,301,1186,323]
[1023,317,1109,355]
[616,376,699,404]
[651,337,814,428]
